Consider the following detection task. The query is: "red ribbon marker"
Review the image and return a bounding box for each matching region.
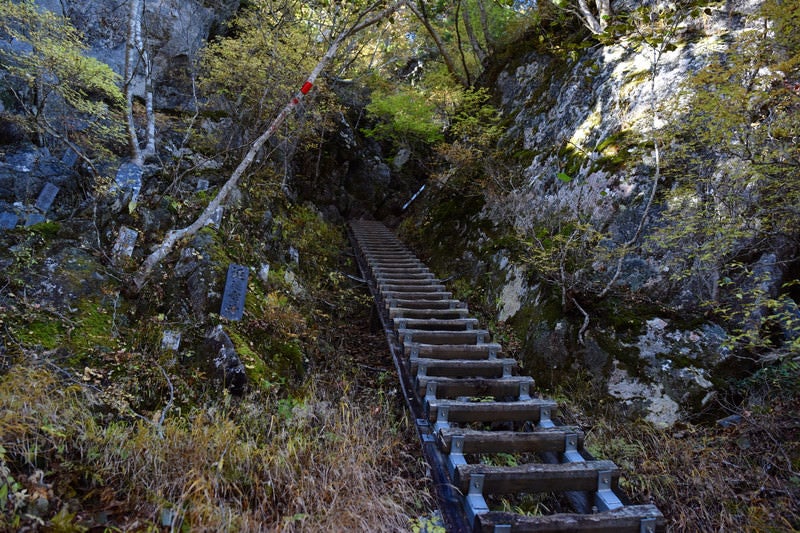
[300,81,313,95]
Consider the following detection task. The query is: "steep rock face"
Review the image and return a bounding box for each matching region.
[425,0,777,426]
[38,0,240,110]
[484,1,773,426]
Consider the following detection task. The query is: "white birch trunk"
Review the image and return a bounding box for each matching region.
[124,0,142,164]
[133,1,403,289]
[125,0,156,164]
[577,0,603,34]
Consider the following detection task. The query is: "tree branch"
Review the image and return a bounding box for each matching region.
[132,1,404,289]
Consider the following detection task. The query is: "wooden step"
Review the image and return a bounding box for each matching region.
[475,505,666,533]
[383,291,453,302]
[416,376,534,399]
[454,459,620,494]
[365,254,418,262]
[379,283,447,293]
[438,427,585,454]
[367,254,422,261]
[372,265,432,273]
[376,272,436,281]
[394,317,479,331]
[397,329,488,344]
[411,358,519,378]
[369,262,425,270]
[389,307,469,319]
[403,342,502,359]
[426,398,557,424]
[377,277,441,285]
[385,299,464,310]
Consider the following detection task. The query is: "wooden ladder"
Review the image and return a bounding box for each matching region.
[349,220,665,533]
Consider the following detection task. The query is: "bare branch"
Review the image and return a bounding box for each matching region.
[132,1,404,289]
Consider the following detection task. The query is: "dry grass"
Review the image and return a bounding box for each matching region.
[554,371,800,533]
[0,357,430,531]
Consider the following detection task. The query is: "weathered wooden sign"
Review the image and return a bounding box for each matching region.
[161,330,182,351]
[220,264,249,321]
[61,148,79,168]
[24,213,46,226]
[115,162,142,200]
[35,183,59,212]
[0,212,18,230]
[112,226,138,260]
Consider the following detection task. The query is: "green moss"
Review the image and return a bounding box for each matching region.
[14,318,64,349]
[227,330,270,385]
[269,339,304,377]
[558,143,586,178]
[592,129,637,173]
[67,298,123,356]
[27,221,61,239]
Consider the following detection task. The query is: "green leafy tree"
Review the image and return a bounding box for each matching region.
[0,0,124,163]
[198,0,321,154]
[363,81,446,145]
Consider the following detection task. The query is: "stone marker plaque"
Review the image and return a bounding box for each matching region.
[112,226,138,260]
[258,263,270,282]
[0,212,18,230]
[161,330,182,351]
[24,213,46,226]
[35,183,59,212]
[115,162,142,199]
[206,205,223,228]
[220,264,249,321]
[61,148,79,168]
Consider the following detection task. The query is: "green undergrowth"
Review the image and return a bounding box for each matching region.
[0,206,430,530]
[0,167,430,529]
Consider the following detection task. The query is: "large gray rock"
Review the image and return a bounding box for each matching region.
[41,0,240,111]
[203,325,247,394]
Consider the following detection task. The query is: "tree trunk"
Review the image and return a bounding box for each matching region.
[124,0,155,164]
[404,0,469,87]
[462,1,487,65]
[577,0,603,34]
[454,0,472,87]
[132,1,403,289]
[124,0,141,163]
[475,0,495,54]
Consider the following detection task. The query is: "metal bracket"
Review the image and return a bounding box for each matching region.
[476,331,487,343]
[563,433,584,463]
[538,406,555,428]
[640,517,657,533]
[502,362,513,378]
[425,382,438,403]
[434,404,450,432]
[408,343,420,360]
[465,474,490,526]
[519,381,531,401]
[488,345,498,360]
[595,470,623,511]
[447,435,467,478]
